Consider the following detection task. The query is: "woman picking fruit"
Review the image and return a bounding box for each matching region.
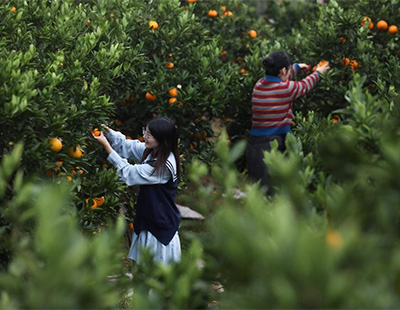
[246,51,330,196]
[92,117,181,264]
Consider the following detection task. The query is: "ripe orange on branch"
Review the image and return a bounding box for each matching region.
[248,30,257,38]
[376,20,388,31]
[67,146,83,158]
[341,57,350,66]
[48,138,62,152]
[388,25,398,34]
[168,87,178,97]
[169,97,177,105]
[361,17,374,29]
[208,10,218,17]
[94,196,105,207]
[165,62,174,69]
[85,198,98,210]
[145,92,156,101]
[149,21,158,30]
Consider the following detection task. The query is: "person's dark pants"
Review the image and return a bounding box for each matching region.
[246,134,286,196]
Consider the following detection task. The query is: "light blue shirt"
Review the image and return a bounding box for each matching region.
[105,129,177,186]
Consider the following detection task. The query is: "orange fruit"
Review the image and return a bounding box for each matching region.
[56,161,63,166]
[350,60,359,71]
[318,60,328,66]
[196,132,202,140]
[326,230,343,249]
[149,21,158,30]
[72,167,83,175]
[165,62,174,69]
[208,10,218,17]
[361,17,374,29]
[240,68,248,74]
[110,13,115,18]
[169,97,177,105]
[341,57,350,66]
[11,7,16,13]
[188,0,196,3]
[333,114,340,119]
[221,6,227,13]
[189,144,194,151]
[168,87,178,97]
[388,25,398,34]
[86,198,98,210]
[248,30,257,38]
[129,223,134,232]
[376,20,388,31]
[91,128,101,136]
[48,138,62,152]
[332,119,338,124]
[66,176,73,182]
[338,36,346,42]
[94,196,105,207]
[145,92,156,101]
[67,146,83,158]
[227,11,234,17]
[220,50,228,57]
[85,19,90,26]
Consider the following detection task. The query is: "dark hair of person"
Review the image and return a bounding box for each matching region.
[262,51,292,76]
[141,116,180,178]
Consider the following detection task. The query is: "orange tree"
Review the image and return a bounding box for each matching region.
[0,0,273,240]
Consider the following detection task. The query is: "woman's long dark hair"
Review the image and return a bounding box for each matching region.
[141,116,180,178]
[262,51,291,76]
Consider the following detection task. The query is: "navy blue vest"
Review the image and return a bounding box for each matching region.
[134,177,180,245]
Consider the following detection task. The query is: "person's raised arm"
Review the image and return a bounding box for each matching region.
[99,124,146,162]
[290,61,330,100]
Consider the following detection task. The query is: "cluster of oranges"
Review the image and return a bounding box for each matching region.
[331,114,340,124]
[168,86,184,108]
[165,53,174,69]
[208,6,234,18]
[341,57,359,72]
[361,17,398,34]
[85,196,105,210]
[48,137,83,158]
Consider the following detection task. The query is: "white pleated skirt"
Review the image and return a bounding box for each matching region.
[127,230,181,264]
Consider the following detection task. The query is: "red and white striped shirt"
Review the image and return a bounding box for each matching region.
[250,64,320,136]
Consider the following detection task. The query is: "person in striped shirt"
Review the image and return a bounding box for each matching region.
[246,51,330,196]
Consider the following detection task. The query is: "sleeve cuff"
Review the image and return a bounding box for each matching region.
[294,63,301,74]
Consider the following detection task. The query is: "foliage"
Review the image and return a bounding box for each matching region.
[1,0,400,308]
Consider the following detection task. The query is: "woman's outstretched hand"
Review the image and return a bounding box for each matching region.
[91,130,113,154]
[316,61,330,74]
